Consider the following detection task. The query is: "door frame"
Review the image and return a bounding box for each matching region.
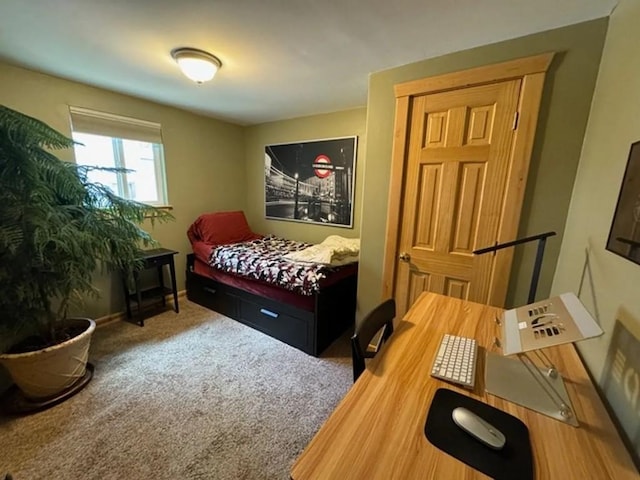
[382,53,555,307]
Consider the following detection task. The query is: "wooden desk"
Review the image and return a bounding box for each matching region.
[291,293,638,480]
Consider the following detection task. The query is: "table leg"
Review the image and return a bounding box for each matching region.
[122,274,132,319]
[158,265,166,307]
[169,257,179,313]
[134,270,144,326]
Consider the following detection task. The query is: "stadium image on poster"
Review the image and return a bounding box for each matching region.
[265,136,357,227]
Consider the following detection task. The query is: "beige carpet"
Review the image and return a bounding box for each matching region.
[0,300,353,480]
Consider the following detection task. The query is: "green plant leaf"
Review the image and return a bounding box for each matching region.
[0,104,174,350]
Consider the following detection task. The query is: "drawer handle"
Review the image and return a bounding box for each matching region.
[260,308,279,318]
[203,287,217,295]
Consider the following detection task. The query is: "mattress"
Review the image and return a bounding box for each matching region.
[192,256,357,312]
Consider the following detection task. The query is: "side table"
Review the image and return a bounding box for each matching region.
[122,248,179,326]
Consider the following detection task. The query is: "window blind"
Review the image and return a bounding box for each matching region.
[68,106,163,144]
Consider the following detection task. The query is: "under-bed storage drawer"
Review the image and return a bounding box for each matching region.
[186,254,356,356]
[186,273,238,319]
[238,301,312,352]
[186,267,317,354]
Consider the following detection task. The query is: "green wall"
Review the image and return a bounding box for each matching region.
[0,62,247,320]
[358,19,608,319]
[243,108,367,243]
[552,1,640,457]
[553,0,640,386]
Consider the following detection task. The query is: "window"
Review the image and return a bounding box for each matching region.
[69,107,169,206]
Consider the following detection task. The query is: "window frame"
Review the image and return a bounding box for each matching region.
[68,106,170,208]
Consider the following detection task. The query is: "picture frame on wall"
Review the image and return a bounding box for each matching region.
[606,140,640,265]
[264,136,357,228]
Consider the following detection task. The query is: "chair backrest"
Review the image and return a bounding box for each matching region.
[351,298,396,382]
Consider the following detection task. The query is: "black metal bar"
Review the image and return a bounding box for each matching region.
[472,231,556,255]
[473,231,557,304]
[528,236,548,304]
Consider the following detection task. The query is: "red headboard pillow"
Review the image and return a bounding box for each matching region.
[187,210,260,246]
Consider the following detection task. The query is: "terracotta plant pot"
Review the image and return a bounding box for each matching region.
[0,318,96,400]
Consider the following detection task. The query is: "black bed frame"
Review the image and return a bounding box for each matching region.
[185,254,357,356]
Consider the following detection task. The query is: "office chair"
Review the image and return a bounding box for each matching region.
[351,298,396,382]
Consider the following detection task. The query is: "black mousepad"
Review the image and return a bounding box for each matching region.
[424,388,533,480]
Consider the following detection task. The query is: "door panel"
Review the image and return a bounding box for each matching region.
[445,278,469,299]
[415,164,441,248]
[452,162,485,253]
[395,80,521,315]
[408,273,431,307]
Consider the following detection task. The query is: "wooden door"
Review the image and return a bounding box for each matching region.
[395,80,519,314]
[383,54,554,316]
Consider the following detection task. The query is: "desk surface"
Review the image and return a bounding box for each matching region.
[291,293,638,480]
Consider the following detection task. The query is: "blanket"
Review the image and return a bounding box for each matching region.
[209,236,332,296]
[283,235,360,266]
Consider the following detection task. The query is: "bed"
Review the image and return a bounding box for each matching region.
[185,211,358,356]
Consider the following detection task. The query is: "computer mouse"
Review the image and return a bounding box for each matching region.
[452,407,506,450]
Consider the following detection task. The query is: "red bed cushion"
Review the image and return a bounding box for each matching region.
[187,210,260,246]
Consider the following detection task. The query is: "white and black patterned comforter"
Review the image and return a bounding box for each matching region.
[208,236,332,295]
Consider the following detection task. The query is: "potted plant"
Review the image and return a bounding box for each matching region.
[0,105,172,401]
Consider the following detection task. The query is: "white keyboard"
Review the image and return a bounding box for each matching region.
[430,334,478,388]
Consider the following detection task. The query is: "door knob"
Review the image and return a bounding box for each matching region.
[399,252,411,262]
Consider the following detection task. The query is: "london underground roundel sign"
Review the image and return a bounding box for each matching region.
[314,155,332,179]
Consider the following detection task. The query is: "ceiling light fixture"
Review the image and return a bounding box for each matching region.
[171,47,222,84]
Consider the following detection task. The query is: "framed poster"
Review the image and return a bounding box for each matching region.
[606,141,640,265]
[264,136,357,228]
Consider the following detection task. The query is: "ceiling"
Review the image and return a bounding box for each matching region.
[0,0,617,126]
